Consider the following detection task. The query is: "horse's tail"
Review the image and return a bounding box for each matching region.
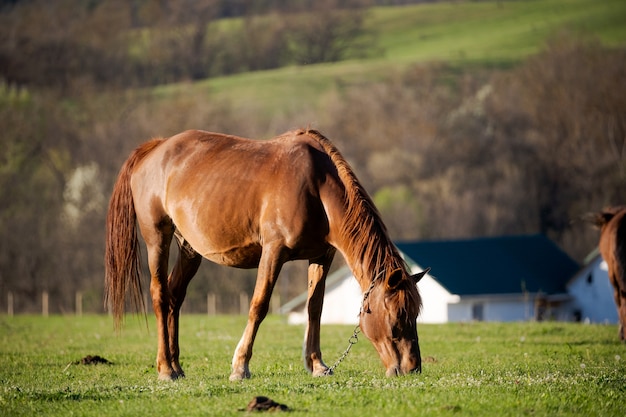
[104,139,164,329]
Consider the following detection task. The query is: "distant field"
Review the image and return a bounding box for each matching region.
[371,0,626,63]
[154,0,626,119]
[1,315,625,416]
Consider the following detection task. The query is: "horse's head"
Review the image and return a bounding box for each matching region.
[359,268,428,377]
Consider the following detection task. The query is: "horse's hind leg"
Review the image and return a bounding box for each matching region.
[167,236,202,376]
[141,218,178,380]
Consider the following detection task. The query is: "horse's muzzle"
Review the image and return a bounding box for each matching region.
[385,364,421,377]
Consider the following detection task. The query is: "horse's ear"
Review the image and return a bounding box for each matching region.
[411,267,431,284]
[385,269,403,290]
[583,207,625,229]
[583,211,611,228]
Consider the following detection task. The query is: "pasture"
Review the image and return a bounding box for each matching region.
[1,315,624,416]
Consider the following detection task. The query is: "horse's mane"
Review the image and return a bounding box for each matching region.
[298,129,409,284]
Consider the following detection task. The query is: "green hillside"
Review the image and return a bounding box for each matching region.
[155,0,626,116]
[373,0,626,63]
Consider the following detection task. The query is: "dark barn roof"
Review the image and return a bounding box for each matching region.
[396,235,579,296]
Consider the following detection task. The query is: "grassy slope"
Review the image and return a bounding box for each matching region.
[154,0,626,121]
[374,0,626,63]
[1,315,625,417]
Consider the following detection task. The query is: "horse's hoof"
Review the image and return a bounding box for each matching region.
[159,370,185,381]
[229,367,251,381]
[158,371,178,381]
[312,367,332,377]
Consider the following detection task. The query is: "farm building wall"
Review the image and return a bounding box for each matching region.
[448,298,536,322]
[416,274,455,324]
[567,257,618,324]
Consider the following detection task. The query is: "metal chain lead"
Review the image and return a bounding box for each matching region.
[323,324,360,375]
[323,276,379,375]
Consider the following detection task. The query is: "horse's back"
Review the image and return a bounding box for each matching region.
[131,129,336,265]
[157,129,330,194]
[158,129,324,169]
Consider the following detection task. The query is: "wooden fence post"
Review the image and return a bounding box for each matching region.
[239,292,249,315]
[271,294,280,314]
[42,291,49,317]
[76,291,83,316]
[7,292,13,316]
[207,293,216,316]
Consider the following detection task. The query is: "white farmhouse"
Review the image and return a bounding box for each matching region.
[281,235,602,325]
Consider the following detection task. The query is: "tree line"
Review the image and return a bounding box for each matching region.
[0,0,624,314]
[0,0,379,91]
[325,34,626,258]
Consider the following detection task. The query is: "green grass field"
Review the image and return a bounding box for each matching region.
[1,315,624,416]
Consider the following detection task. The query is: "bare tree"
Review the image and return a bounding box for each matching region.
[284,0,376,64]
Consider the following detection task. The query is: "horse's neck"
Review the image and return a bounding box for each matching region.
[347,262,371,293]
[319,162,391,293]
[338,243,388,293]
[329,216,393,293]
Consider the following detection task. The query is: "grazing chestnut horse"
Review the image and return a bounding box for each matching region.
[105,128,426,380]
[588,206,626,342]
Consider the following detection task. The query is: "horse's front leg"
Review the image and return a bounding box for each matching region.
[616,285,626,342]
[610,272,626,342]
[304,250,335,376]
[230,242,287,381]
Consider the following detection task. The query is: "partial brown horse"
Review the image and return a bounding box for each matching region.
[105,128,427,380]
[588,206,626,341]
